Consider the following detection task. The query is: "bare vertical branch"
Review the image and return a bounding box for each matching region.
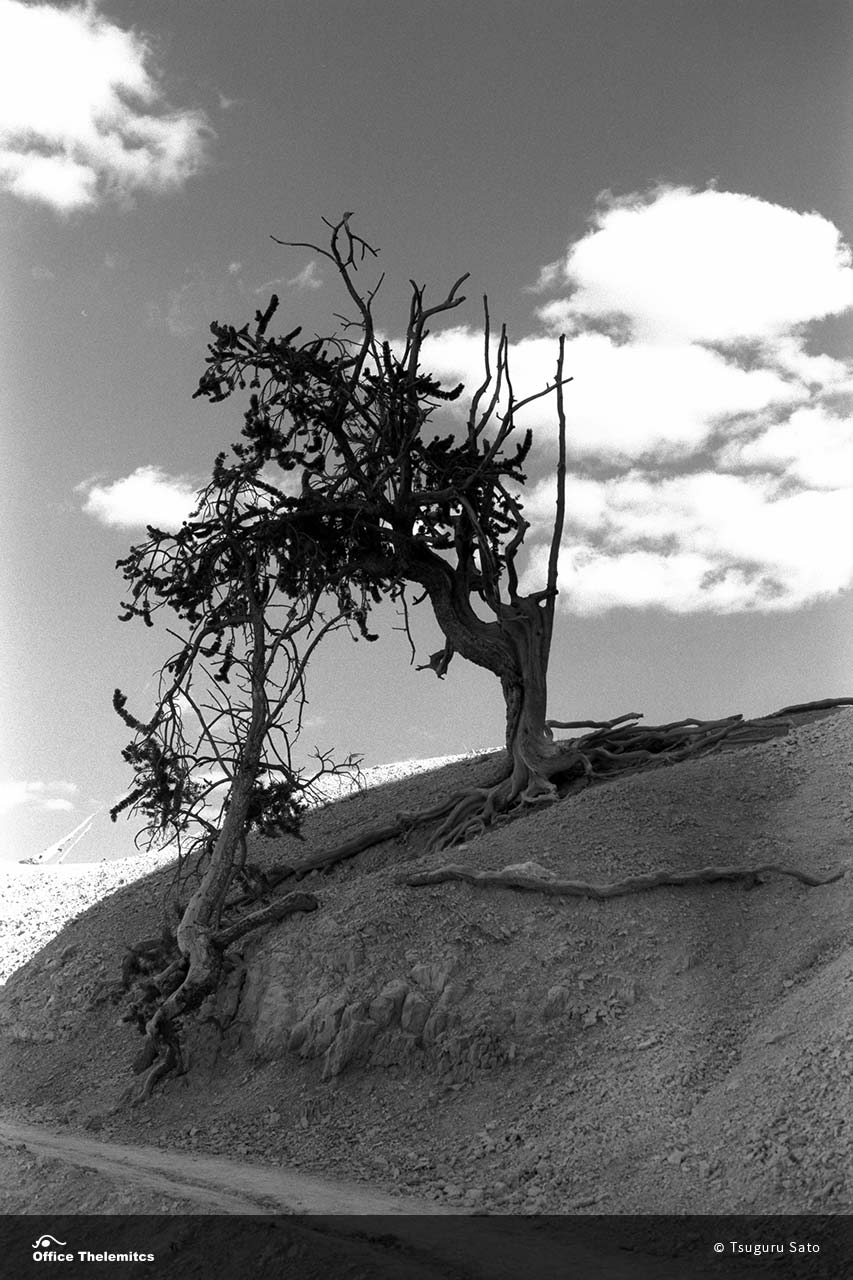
[544,335,568,647]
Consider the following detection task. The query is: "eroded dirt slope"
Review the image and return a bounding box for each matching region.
[1,707,852,1225]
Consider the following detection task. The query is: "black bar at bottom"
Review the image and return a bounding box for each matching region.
[1,1213,850,1278]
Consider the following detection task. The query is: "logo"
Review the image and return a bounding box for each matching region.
[32,1235,67,1250]
[30,1229,155,1265]
[31,1232,73,1263]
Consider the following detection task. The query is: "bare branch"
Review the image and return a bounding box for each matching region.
[545,335,568,641]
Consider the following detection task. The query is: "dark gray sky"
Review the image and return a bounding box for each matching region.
[3,0,853,860]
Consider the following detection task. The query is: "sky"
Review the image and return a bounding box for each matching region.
[2,0,853,863]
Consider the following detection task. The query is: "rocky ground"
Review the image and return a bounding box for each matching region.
[1,709,852,1234]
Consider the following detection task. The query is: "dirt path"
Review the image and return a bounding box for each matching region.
[0,1118,721,1278]
[0,1118,447,1215]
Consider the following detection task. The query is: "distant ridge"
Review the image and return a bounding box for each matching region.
[19,810,101,865]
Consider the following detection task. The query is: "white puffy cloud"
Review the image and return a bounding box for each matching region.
[537,186,853,344]
[81,466,199,530]
[419,327,800,461]
[80,463,297,533]
[0,0,210,213]
[418,186,853,615]
[521,469,853,614]
[0,778,78,815]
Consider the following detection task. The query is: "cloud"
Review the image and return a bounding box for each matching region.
[417,326,800,462]
[287,261,323,291]
[417,186,853,615]
[80,464,293,534]
[521,469,853,614]
[719,405,853,490]
[0,778,78,815]
[524,258,563,294]
[173,693,200,723]
[146,284,198,338]
[537,185,853,343]
[80,465,199,530]
[253,277,283,296]
[0,0,210,214]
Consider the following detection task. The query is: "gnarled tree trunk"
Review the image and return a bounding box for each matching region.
[404,552,567,847]
[129,583,272,1098]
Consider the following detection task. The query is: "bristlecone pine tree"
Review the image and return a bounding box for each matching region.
[112,214,849,1098]
[191,215,844,847]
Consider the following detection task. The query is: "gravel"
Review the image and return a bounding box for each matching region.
[0,854,175,986]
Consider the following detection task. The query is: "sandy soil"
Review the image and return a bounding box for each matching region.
[2,707,853,1272]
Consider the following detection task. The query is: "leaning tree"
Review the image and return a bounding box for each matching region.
[189,214,820,851]
[113,214,847,1095]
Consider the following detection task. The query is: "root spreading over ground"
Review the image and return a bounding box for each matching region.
[399,860,845,898]
[120,697,852,1100]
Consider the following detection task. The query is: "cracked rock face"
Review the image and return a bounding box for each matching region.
[227,919,522,1084]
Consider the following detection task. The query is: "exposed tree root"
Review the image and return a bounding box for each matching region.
[212,890,318,948]
[240,699,853,879]
[391,698,853,852]
[400,860,845,898]
[200,699,853,890]
[290,818,412,879]
[119,698,851,1102]
[773,697,853,715]
[122,889,318,1103]
[136,1020,181,1101]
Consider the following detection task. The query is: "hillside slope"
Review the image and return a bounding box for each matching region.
[1,706,852,1223]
